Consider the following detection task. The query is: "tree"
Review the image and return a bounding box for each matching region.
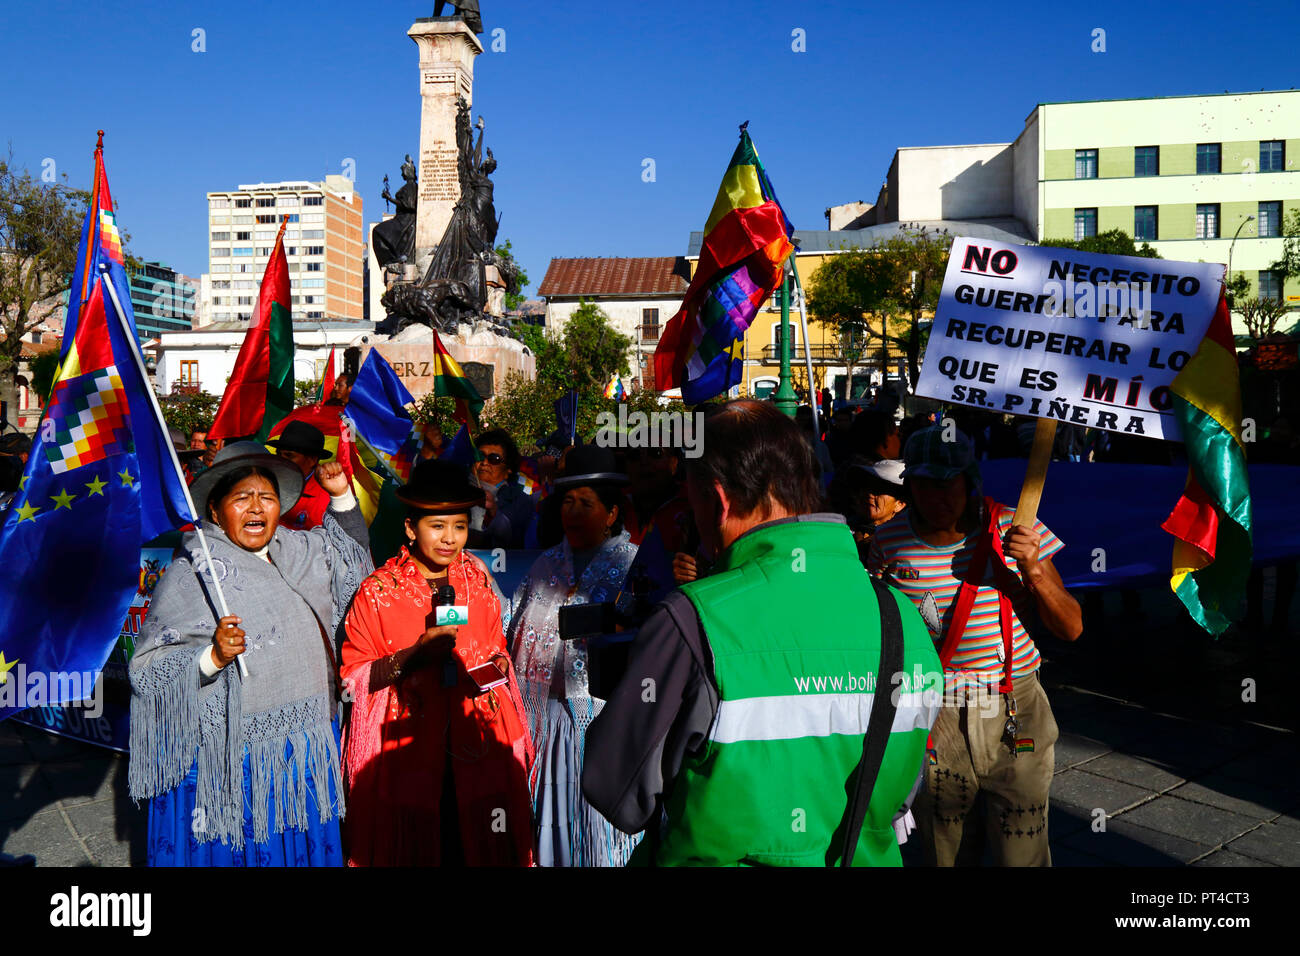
[294,378,321,408]
[805,227,953,390]
[27,347,61,405]
[1225,271,1251,310]
[1238,296,1291,343]
[157,389,222,438]
[0,156,90,426]
[1271,208,1300,284]
[1040,229,1161,259]
[495,239,529,311]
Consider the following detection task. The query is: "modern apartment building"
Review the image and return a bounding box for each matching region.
[129,261,196,340]
[204,176,364,324]
[1025,91,1298,311]
[835,90,1299,335]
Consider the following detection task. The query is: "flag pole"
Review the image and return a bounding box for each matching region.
[788,250,822,437]
[98,268,249,679]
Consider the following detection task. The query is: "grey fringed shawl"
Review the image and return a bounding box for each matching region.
[128,507,373,847]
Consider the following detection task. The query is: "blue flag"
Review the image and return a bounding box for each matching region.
[438,424,477,469]
[0,143,196,718]
[344,350,421,481]
[554,389,578,446]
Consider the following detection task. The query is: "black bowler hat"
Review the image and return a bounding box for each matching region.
[265,420,333,461]
[553,445,627,489]
[396,458,486,514]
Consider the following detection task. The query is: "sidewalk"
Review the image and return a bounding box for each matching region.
[3,678,1296,867]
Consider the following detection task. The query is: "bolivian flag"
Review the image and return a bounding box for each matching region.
[266,404,383,525]
[432,329,484,430]
[655,127,794,403]
[1160,293,1252,635]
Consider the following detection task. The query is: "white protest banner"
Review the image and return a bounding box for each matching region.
[916,238,1225,441]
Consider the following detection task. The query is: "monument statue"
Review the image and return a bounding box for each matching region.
[377,95,519,336]
[371,154,418,269]
[433,0,483,33]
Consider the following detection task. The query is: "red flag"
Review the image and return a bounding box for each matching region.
[319,347,337,403]
[209,219,293,441]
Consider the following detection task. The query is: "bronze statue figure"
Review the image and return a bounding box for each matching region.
[433,0,483,33]
[372,153,418,269]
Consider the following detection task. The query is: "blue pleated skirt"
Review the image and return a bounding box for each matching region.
[146,726,343,867]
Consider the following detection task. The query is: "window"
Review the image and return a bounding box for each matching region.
[210,214,230,224]
[179,360,199,386]
[233,216,252,225]
[211,248,229,258]
[210,231,229,241]
[1074,208,1097,239]
[255,197,275,207]
[306,311,325,319]
[304,196,323,206]
[1260,140,1284,173]
[235,281,255,290]
[1134,205,1158,241]
[233,247,254,256]
[237,296,254,306]
[303,230,325,239]
[234,198,252,208]
[256,229,276,240]
[277,196,299,207]
[1075,149,1098,179]
[1134,146,1159,177]
[258,246,274,256]
[256,214,277,224]
[235,231,251,241]
[1259,201,1282,238]
[212,281,230,290]
[211,264,230,273]
[1196,143,1221,175]
[305,262,322,272]
[302,213,322,223]
[302,278,325,288]
[302,295,317,305]
[210,199,230,209]
[305,245,324,255]
[1195,203,1220,239]
[1259,271,1282,302]
[282,214,301,223]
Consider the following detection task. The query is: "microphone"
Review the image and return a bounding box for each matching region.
[435,583,459,688]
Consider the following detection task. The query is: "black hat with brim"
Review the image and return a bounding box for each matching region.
[396,458,486,514]
[265,419,334,461]
[189,441,305,518]
[552,444,628,490]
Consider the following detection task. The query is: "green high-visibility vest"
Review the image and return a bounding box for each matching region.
[644,518,940,867]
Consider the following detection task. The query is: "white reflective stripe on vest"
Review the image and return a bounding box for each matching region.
[708,692,935,745]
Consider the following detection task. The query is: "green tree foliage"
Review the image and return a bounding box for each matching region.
[27,348,60,404]
[157,390,222,438]
[294,378,322,408]
[0,156,91,424]
[1225,271,1251,309]
[805,227,953,389]
[1039,229,1161,259]
[1270,208,1300,282]
[495,239,529,311]
[483,302,680,450]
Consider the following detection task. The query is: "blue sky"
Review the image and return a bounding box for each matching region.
[2,0,1297,302]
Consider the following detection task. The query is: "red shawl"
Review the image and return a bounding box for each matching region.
[341,546,535,866]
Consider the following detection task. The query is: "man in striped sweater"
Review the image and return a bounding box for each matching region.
[867,425,1082,866]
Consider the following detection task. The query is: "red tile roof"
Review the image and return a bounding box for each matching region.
[537,257,687,298]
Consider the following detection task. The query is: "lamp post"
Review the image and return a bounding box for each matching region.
[1227,215,1255,292]
[771,261,798,418]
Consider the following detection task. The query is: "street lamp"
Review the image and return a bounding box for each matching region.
[1227,215,1255,291]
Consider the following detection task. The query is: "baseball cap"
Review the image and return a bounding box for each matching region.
[902,426,981,489]
[852,458,905,491]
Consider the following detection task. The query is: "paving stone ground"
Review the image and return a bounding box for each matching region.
[2,579,1296,867]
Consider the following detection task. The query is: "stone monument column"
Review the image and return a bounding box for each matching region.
[408,17,482,273]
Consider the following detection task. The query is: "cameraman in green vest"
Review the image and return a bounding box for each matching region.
[583,400,942,866]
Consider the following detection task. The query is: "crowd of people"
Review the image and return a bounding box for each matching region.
[115,377,1295,867]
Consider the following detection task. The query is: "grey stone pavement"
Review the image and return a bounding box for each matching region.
[2,580,1297,867]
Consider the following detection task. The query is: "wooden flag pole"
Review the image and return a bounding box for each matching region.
[1012,417,1057,529]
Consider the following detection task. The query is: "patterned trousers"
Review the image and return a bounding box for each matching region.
[913,670,1059,867]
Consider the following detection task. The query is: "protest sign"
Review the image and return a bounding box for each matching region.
[916,238,1225,441]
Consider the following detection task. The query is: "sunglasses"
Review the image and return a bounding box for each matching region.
[480,453,506,465]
